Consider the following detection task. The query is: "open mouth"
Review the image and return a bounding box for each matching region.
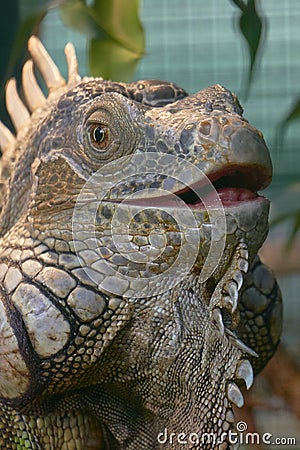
[176,163,270,209]
[119,165,270,209]
[108,163,271,210]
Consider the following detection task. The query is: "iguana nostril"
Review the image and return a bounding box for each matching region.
[199,120,211,135]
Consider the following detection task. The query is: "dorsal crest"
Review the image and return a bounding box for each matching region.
[0,37,82,221]
[0,36,81,153]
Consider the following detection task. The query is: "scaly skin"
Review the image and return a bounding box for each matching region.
[0,37,282,449]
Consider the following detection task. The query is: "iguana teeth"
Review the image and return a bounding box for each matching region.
[237,240,249,273]
[209,240,248,316]
[232,269,243,290]
[0,121,16,153]
[222,294,233,309]
[237,258,249,273]
[28,35,66,92]
[239,241,248,250]
[225,328,259,358]
[240,247,248,258]
[225,280,238,312]
[212,307,225,335]
[227,381,244,408]
[64,42,81,85]
[235,359,253,390]
[22,59,46,112]
[5,78,30,131]
[233,337,258,358]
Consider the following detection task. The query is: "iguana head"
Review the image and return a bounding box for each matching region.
[0,37,280,449]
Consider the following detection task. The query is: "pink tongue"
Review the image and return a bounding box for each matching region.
[122,187,257,209]
[189,188,257,209]
[217,187,256,202]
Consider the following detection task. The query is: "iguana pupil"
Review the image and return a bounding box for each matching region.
[93,125,105,143]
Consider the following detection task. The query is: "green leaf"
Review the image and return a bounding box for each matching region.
[230,0,265,97]
[276,96,300,151]
[286,211,300,250]
[271,209,300,250]
[90,38,141,81]
[19,0,58,21]
[6,0,64,79]
[88,0,144,80]
[282,98,300,124]
[281,98,300,129]
[90,0,144,55]
[270,183,300,248]
[60,0,144,81]
[60,0,105,39]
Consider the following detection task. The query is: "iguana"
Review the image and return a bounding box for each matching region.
[0,37,282,449]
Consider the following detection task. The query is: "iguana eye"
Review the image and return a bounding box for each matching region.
[88,123,110,151]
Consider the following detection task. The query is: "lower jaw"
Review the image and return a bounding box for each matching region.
[190,196,270,282]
